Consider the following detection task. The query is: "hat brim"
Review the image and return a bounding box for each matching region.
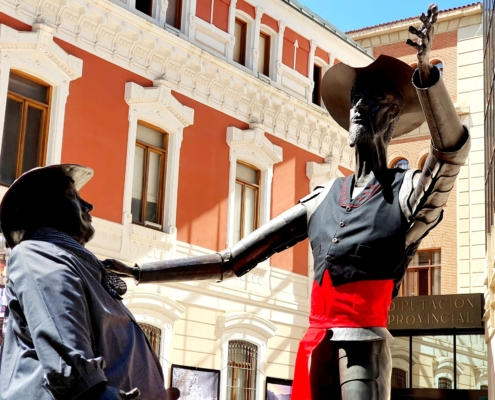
[322,55,425,138]
[0,164,94,248]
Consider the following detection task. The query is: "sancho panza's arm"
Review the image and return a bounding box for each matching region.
[121,204,308,284]
[400,65,470,248]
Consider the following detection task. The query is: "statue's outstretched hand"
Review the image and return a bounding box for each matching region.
[406,3,438,84]
[102,258,139,279]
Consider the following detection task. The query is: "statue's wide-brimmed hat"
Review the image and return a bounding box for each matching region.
[0,164,94,248]
[322,55,425,138]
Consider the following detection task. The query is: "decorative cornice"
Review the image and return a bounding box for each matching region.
[0,0,352,161]
[0,22,83,80]
[125,80,194,127]
[227,123,283,164]
[215,312,277,340]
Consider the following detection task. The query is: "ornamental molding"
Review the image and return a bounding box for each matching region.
[226,123,283,165]
[0,0,352,161]
[123,294,186,322]
[0,23,83,80]
[215,312,277,340]
[125,80,194,127]
[306,156,344,191]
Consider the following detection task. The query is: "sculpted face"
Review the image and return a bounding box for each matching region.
[59,180,95,245]
[348,78,403,148]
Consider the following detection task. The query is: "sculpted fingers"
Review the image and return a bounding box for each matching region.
[406,38,422,52]
[429,3,439,23]
[408,26,425,39]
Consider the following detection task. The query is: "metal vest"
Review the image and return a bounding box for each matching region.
[308,170,411,286]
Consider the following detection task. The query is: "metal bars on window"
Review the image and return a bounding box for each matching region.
[138,322,162,356]
[227,340,258,400]
[484,0,495,233]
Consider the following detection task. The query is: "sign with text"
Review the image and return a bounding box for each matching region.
[388,294,484,330]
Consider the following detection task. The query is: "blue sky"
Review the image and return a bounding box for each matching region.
[296,0,476,32]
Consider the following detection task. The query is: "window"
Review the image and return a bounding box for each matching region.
[227,340,258,400]
[258,32,271,77]
[438,377,452,389]
[433,60,444,77]
[166,0,182,29]
[234,162,260,243]
[393,158,410,170]
[0,71,50,186]
[312,64,322,106]
[131,122,168,229]
[233,18,247,66]
[401,250,441,296]
[135,0,153,16]
[138,322,162,356]
[391,368,407,389]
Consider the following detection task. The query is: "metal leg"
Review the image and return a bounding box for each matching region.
[338,340,391,400]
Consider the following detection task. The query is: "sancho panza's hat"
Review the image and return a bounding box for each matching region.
[0,164,94,248]
[322,55,425,138]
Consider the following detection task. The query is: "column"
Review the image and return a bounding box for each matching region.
[226,0,239,61]
[275,20,286,85]
[307,39,317,104]
[251,6,264,75]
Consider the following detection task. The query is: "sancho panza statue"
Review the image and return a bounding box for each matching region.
[107,5,469,400]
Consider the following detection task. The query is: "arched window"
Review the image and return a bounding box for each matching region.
[227,340,258,400]
[419,154,428,170]
[393,158,410,170]
[391,368,407,388]
[433,60,444,77]
[438,377,452,389]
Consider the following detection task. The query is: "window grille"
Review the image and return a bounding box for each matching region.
[438,377,452,389]
[138,322,161,356]
[227,340,258,400]
[391,368,407,389]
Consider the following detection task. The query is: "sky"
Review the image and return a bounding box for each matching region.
[295,0,477,32]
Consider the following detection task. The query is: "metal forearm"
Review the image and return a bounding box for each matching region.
[225,203,308,278]
[402,130,470,247]
[137,204,308,284]
[413,67,466,151]
[138,254,224,284]
[399,66,471,247]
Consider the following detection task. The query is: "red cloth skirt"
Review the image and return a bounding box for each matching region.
[291,271,394,400]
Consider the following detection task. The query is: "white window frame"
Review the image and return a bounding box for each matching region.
[123,293,185,387]
[0,23,83,197]
[216,313,276,400]
[258,24,276,81]
[226,123,282,247]
[124,80,194,235]
[231,11,254,73]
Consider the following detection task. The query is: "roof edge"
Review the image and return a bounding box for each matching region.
[346,2,482,38]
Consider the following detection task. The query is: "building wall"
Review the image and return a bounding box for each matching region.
[388,136,458,294]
